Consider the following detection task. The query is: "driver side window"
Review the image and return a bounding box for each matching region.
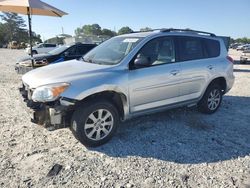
[132,37,175,68]
[65,46,77,56]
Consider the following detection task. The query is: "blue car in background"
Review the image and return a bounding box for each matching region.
[15,42,97,74]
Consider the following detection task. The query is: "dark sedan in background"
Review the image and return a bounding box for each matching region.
[15,42,97,74]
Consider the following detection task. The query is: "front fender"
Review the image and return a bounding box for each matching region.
[75,85,130,120]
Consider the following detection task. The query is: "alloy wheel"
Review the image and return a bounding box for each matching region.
[207,89,221,110]
[84,109,114,141]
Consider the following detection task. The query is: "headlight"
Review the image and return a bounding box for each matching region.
[19,60,32,67]
[34,59,48,67]
[32,83,70,102]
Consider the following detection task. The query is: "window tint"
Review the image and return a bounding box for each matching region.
[66,46,77,56]
[77,45,96,55]
[203,39,220,58]
[178,37,203,61]
[44,44,55,47]
[38,44,44,48]
[135,37,175,67]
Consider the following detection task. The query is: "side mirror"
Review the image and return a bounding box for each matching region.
[134,54,150,68]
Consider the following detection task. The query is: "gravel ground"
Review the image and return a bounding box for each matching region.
[0,49,249,188]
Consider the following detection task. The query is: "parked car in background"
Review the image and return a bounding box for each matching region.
[230,43,242,49]
[243,45,250,51]
[20,29,234,147]
[240,50,250,64]
[236,44,250,51]
[8,41,18,49]
[26,43,57,54]
[16,42,97,74]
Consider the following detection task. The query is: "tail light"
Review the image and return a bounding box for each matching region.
[226,56,234,64]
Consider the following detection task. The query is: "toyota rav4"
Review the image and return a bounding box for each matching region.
[20,29,235,147]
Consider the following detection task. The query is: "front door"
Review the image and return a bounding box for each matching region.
[128,37,181,113]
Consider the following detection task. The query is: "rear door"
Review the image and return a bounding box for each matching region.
[176,36,220,101]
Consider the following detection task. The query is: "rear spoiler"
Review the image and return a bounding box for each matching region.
[217,36,230,51]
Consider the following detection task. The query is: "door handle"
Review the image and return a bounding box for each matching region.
[170,70,179,76]
[207,65,213,70]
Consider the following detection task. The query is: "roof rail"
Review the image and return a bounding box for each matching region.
[160,28,216,37]
[130,29,162,33]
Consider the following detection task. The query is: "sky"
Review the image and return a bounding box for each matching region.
[15,0,250,40]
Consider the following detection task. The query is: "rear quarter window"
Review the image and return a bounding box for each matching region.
[203,39,220,58]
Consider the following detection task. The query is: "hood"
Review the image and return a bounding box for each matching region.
[18,53,53,62]
[22,59,112,88]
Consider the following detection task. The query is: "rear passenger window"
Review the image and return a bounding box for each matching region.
[203,39,220,58]
[178,37,203,61]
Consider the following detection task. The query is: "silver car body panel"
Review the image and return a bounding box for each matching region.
[22,31,235,120]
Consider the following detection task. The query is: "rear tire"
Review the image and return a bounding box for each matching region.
[198,84,222,114]
[71,99,119,147]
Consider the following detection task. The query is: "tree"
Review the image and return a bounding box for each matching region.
[118,26,133,35]
[75,27,82,36]
[75,24,102,36]
[90,24,102,35]
[0,12,27,42]
[0,23,5,45]
[0,12,42,45]
[140,27,152,32]
[102,28,116,37]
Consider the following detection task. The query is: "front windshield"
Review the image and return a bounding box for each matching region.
[82,36,143,65]
[48,45,70,55]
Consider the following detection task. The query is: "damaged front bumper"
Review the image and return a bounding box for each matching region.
[19,84,76,130]
[15,64,34,74]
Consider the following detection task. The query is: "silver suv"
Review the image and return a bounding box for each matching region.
[20,29,235,147]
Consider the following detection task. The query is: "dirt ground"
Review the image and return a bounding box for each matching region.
[0,49,249,188]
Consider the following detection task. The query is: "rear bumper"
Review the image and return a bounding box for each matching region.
[225,75,235,94]
[19,85,75,130]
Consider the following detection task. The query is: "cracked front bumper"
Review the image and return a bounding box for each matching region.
[19,84,75,130]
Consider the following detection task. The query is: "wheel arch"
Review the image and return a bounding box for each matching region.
[207,77,227,94]
[75,89,129,120]
[199,76,227,102]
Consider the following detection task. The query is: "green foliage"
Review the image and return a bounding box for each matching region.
[140,27,152,32]
[0,23,7,45]
[0,12,26,42]
[118,26,133,35]
[75,24,102,36]
[102,28,116,37]
[0,12,41,45]
[230,37,250,44]
[75,24,116,37]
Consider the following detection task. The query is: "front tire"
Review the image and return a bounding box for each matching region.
[71,100,119,147]
[198,84,222,114]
